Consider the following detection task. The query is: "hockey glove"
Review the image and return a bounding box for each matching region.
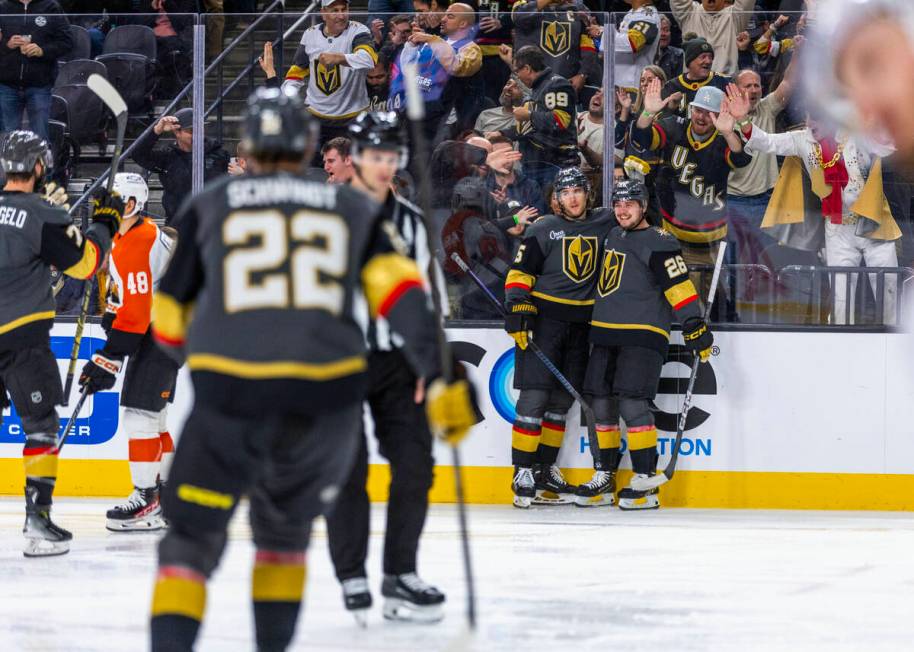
[426,367,480,445]
[90,188,125,238]
[101,310,116,334]
[42,182,70,211]
[682,317,713,362]
[78,351,123,394]
[504,301,537,350]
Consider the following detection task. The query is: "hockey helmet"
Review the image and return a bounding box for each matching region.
[0,130,53,179]
[612,178,648,206]
[553,167,590,196]
[348,111,409,168]
[113,172,149,218]
[241,86,316,160]
[690,86,725,114]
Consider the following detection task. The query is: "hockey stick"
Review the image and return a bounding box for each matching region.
[450,252,603,472]
[630,242,727,493]
[61,74,128,406]
[402,63,476,630]
[58,387,89,452]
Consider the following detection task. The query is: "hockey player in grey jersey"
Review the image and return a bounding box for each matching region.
[504,167,613,508]
[577,179,713,509]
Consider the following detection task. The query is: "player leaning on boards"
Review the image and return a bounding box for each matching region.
[504,167,614,508]
[0,131,123,557]
[147,87,477,652]
[580,179,713,510]
[77,173,178,532]
[324,112,447,625]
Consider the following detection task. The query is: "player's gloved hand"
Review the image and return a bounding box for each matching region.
[101,310,116,334]
[504,301,537,350]
[42,182,70,211]
[425,363,480,445]
[90,188,125,238]
[78,351,123,394]
[682,317,713,362]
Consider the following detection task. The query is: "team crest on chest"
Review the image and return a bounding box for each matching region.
[598,249,626,297]
[541,21,571,57]
[562,235,598,283]
[316,61,342,95]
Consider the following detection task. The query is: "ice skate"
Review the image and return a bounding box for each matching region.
[381,573,445,623]
[532,463,575,505]
[512,466,535,508]
[106,487,165,531]
[341,577,372,627]
[618,474,660,511]
[573,470,616,507]
[23,489,72,558]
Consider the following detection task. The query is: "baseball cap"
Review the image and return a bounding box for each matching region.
[321,0,349,7]
[175,108,194,130]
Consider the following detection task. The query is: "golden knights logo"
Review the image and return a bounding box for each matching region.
[562,235,597,283]
[316,61,341,95]
[541,21,571,57]
[598,249,626,297]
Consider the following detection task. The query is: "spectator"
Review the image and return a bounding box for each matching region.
[366,0,414,45]
[631,78,751,301]
[474,78,523,135]
[486,46,579,188]
[132,108,229,222]
[486,135,544,215]
[391,3,483,143]
[670,0,755,77]
[0,0,73,142]
[737,104,902,325]
[366,59,395,112]
[413,0,444,37]
[321,136,355,184]
[655,15,684,82]
[282,0,377,149]
[726,59,797,266]
[379,13,413,64]
[512,0,596,95]
[260,41,280,87]
[429,138,488,208]
[227,141,250,176]
[475,0,514,104]
[613,0,662,92]
[577,89,604,205]
[203,0,225,61]
[145,0,196,98]
[662,37,730,116]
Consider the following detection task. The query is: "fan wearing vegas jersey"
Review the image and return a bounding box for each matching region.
[613,0,661,92]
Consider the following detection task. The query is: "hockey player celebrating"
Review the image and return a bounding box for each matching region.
[504,166,613,508]
[147,88,477,652]
[78,172,178,532]
[324,111,446,624]
[0,130,122,556]
[577,179,713,510]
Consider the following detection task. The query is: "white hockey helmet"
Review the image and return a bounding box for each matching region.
[113,172,149,219]
[690,86,724,114]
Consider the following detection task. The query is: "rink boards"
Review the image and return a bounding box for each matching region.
[2,323,914,510]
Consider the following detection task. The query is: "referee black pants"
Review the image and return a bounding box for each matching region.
[326,349,435,580]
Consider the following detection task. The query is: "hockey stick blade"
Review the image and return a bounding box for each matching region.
[630,242,728,493]
[87,74,127,121]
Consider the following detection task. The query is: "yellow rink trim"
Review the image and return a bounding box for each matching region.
[4,459,914,510]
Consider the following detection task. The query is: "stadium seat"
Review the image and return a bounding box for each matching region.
[55,59,107,88]
[50,85,106,146]
[59,25,92,63]
[96,25,158,115]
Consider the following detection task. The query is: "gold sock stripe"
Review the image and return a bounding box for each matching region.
[511,425,541,454]
[539,423,565,448]
[596,426,621,450]
[628,426,658,451]
[23,447,59,479]
[152,566,206,620]
[252,559,306,602]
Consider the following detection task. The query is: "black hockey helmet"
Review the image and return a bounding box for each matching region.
[553,167,590,196]
[612,178,648,206]
[348,111,409,168]
[0,130,53,179]
[240,86,316,160]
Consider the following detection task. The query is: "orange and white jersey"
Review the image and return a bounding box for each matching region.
[108,218,176,334]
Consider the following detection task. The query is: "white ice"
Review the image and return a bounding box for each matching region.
[2,498,914,651]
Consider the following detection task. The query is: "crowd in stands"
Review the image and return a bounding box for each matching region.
[1,0,912,326]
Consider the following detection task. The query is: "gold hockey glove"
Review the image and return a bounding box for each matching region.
[504,301,537,350]
[682,317,713,363]
[426,371,479,445]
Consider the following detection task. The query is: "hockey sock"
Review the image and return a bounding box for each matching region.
[627,425,659,475]
[23,432,59,506]
[159,431,174,483]
[511,415,542,468]
[125,408,162,489]
[252,550,307,652]
[150,565,207,651]
[595,422,621,470]
[535,412,566,465]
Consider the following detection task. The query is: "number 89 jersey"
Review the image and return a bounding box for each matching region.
[589,225,702,356]
[108,218,176,336]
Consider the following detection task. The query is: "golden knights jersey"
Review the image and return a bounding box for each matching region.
[590,225,702,354]
[152,172,438,415]
[512,1,596,80]
[282,22,377,120]
[505,209,615,323]
[613,4,661,90]
[631,115,752,243]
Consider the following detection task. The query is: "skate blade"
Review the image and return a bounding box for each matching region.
[513,495,533,508]
[350,609,369,628]
[533,490,575,505]
[106,516,166,532]
[23,538,70,557]
[382,598,444,623]
[573,494,616,507]
[617,495,660,511]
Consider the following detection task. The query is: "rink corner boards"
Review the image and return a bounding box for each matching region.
[3,460,914,510]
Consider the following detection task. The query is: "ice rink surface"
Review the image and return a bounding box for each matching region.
[3,498,914,651]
